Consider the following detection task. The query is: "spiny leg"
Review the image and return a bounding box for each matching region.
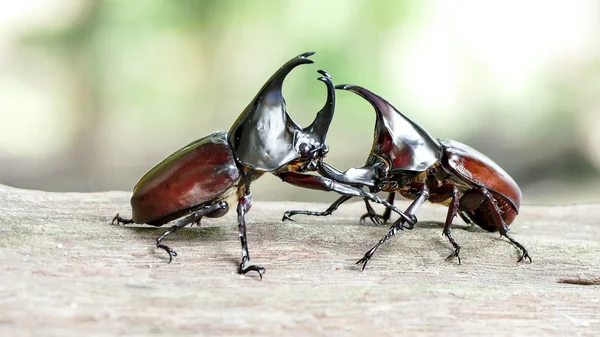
[458,210,474,226]
[359,199,383,226]
[112,213,134,225]
[432,184,461,264]
[283,195,352,221]
[237,191,265,279]
[480,189,532,263]
[277,172,414,224]
[381,192,396,223]
[359,193,396,225]
[356,187,429,270]
[356,218,408,271]
[360,192,396,225]
[156,201,229,263]
[156,225,185,263]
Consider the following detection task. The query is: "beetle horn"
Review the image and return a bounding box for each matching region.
[334,84,428,133]
[228,52,317,171]
[335,84,442,172]
[304,69,335,144]
[250,52,315,108]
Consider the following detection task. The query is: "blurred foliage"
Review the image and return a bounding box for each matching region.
[0,0,599,203]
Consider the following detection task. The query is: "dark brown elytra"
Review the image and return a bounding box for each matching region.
[112,53,413,279]
[284,84,531,269]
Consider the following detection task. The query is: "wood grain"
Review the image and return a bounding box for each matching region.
[0,184,599,336]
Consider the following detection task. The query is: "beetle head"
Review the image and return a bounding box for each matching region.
[228,52,335,172]
[336,84,442,172]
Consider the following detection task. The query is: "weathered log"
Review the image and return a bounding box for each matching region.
[1,184,599,336]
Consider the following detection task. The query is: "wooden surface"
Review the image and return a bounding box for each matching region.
[1,183,599,336]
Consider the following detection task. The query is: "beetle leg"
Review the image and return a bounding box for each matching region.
[359,199,383,226]
[236,192,265,280]
[156,201,229,263]
[111,213,134,225]
[356,188,429,271]
[276,172,414,224]
[458,210,474,226]
[317,162,378,188]
[359,192,395,225]
[479,188,532,263]
[282,195,352,221]
[381,192,395,223]
[430,184,461,264]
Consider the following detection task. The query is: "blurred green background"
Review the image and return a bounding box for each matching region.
[1,0,599,204]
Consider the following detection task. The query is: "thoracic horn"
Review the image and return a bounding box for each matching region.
[335,84,442,172]
[228,52,316,171]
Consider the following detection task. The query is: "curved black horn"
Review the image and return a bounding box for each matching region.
[335,84,442,172]
[251,52,315,107]
[305,69,335,143]
[228,52,317,171]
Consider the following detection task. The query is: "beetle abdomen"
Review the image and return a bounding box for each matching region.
[130,131,240,224]
[465,196,518,231]
[439,138,521,212]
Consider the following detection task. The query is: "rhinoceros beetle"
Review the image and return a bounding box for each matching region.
[284,84,531,269]
[112,53,411,279]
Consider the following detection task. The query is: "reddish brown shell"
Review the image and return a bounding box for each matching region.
[131,131,240,224]
[440,138,521,211]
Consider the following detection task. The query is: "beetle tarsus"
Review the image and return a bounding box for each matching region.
[360,193,396,226]
[236,190,266,279]
[446,249,461,264]
[357,220,407,270]
[157,243,177,263]
[518,250,532,264]
[356,249,375,271]
[361,199,384,226]
[111,213,134,225]
[156,226,181,263]
[282,209,332,221]
[238,253,265,280]
[284,195,350,220]
[362,192,414,225]
[239,264,266,280]
[356,191,428,269]
[359,212,384,226]
[281,212,296,222]
[479,188,531,264]
[282,195,352,222]
[443,229,462,265]
[503,233,532,263]
[153,202,230,264]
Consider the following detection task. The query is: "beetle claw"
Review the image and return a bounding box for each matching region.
[356,253,372,271]
[281,212,296,222]
[518,250,532,264]
[111,213,134,226]
[239,265,266,280]
[359,213,384,226]
[157,244,177,263]
[446,249,462,265]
